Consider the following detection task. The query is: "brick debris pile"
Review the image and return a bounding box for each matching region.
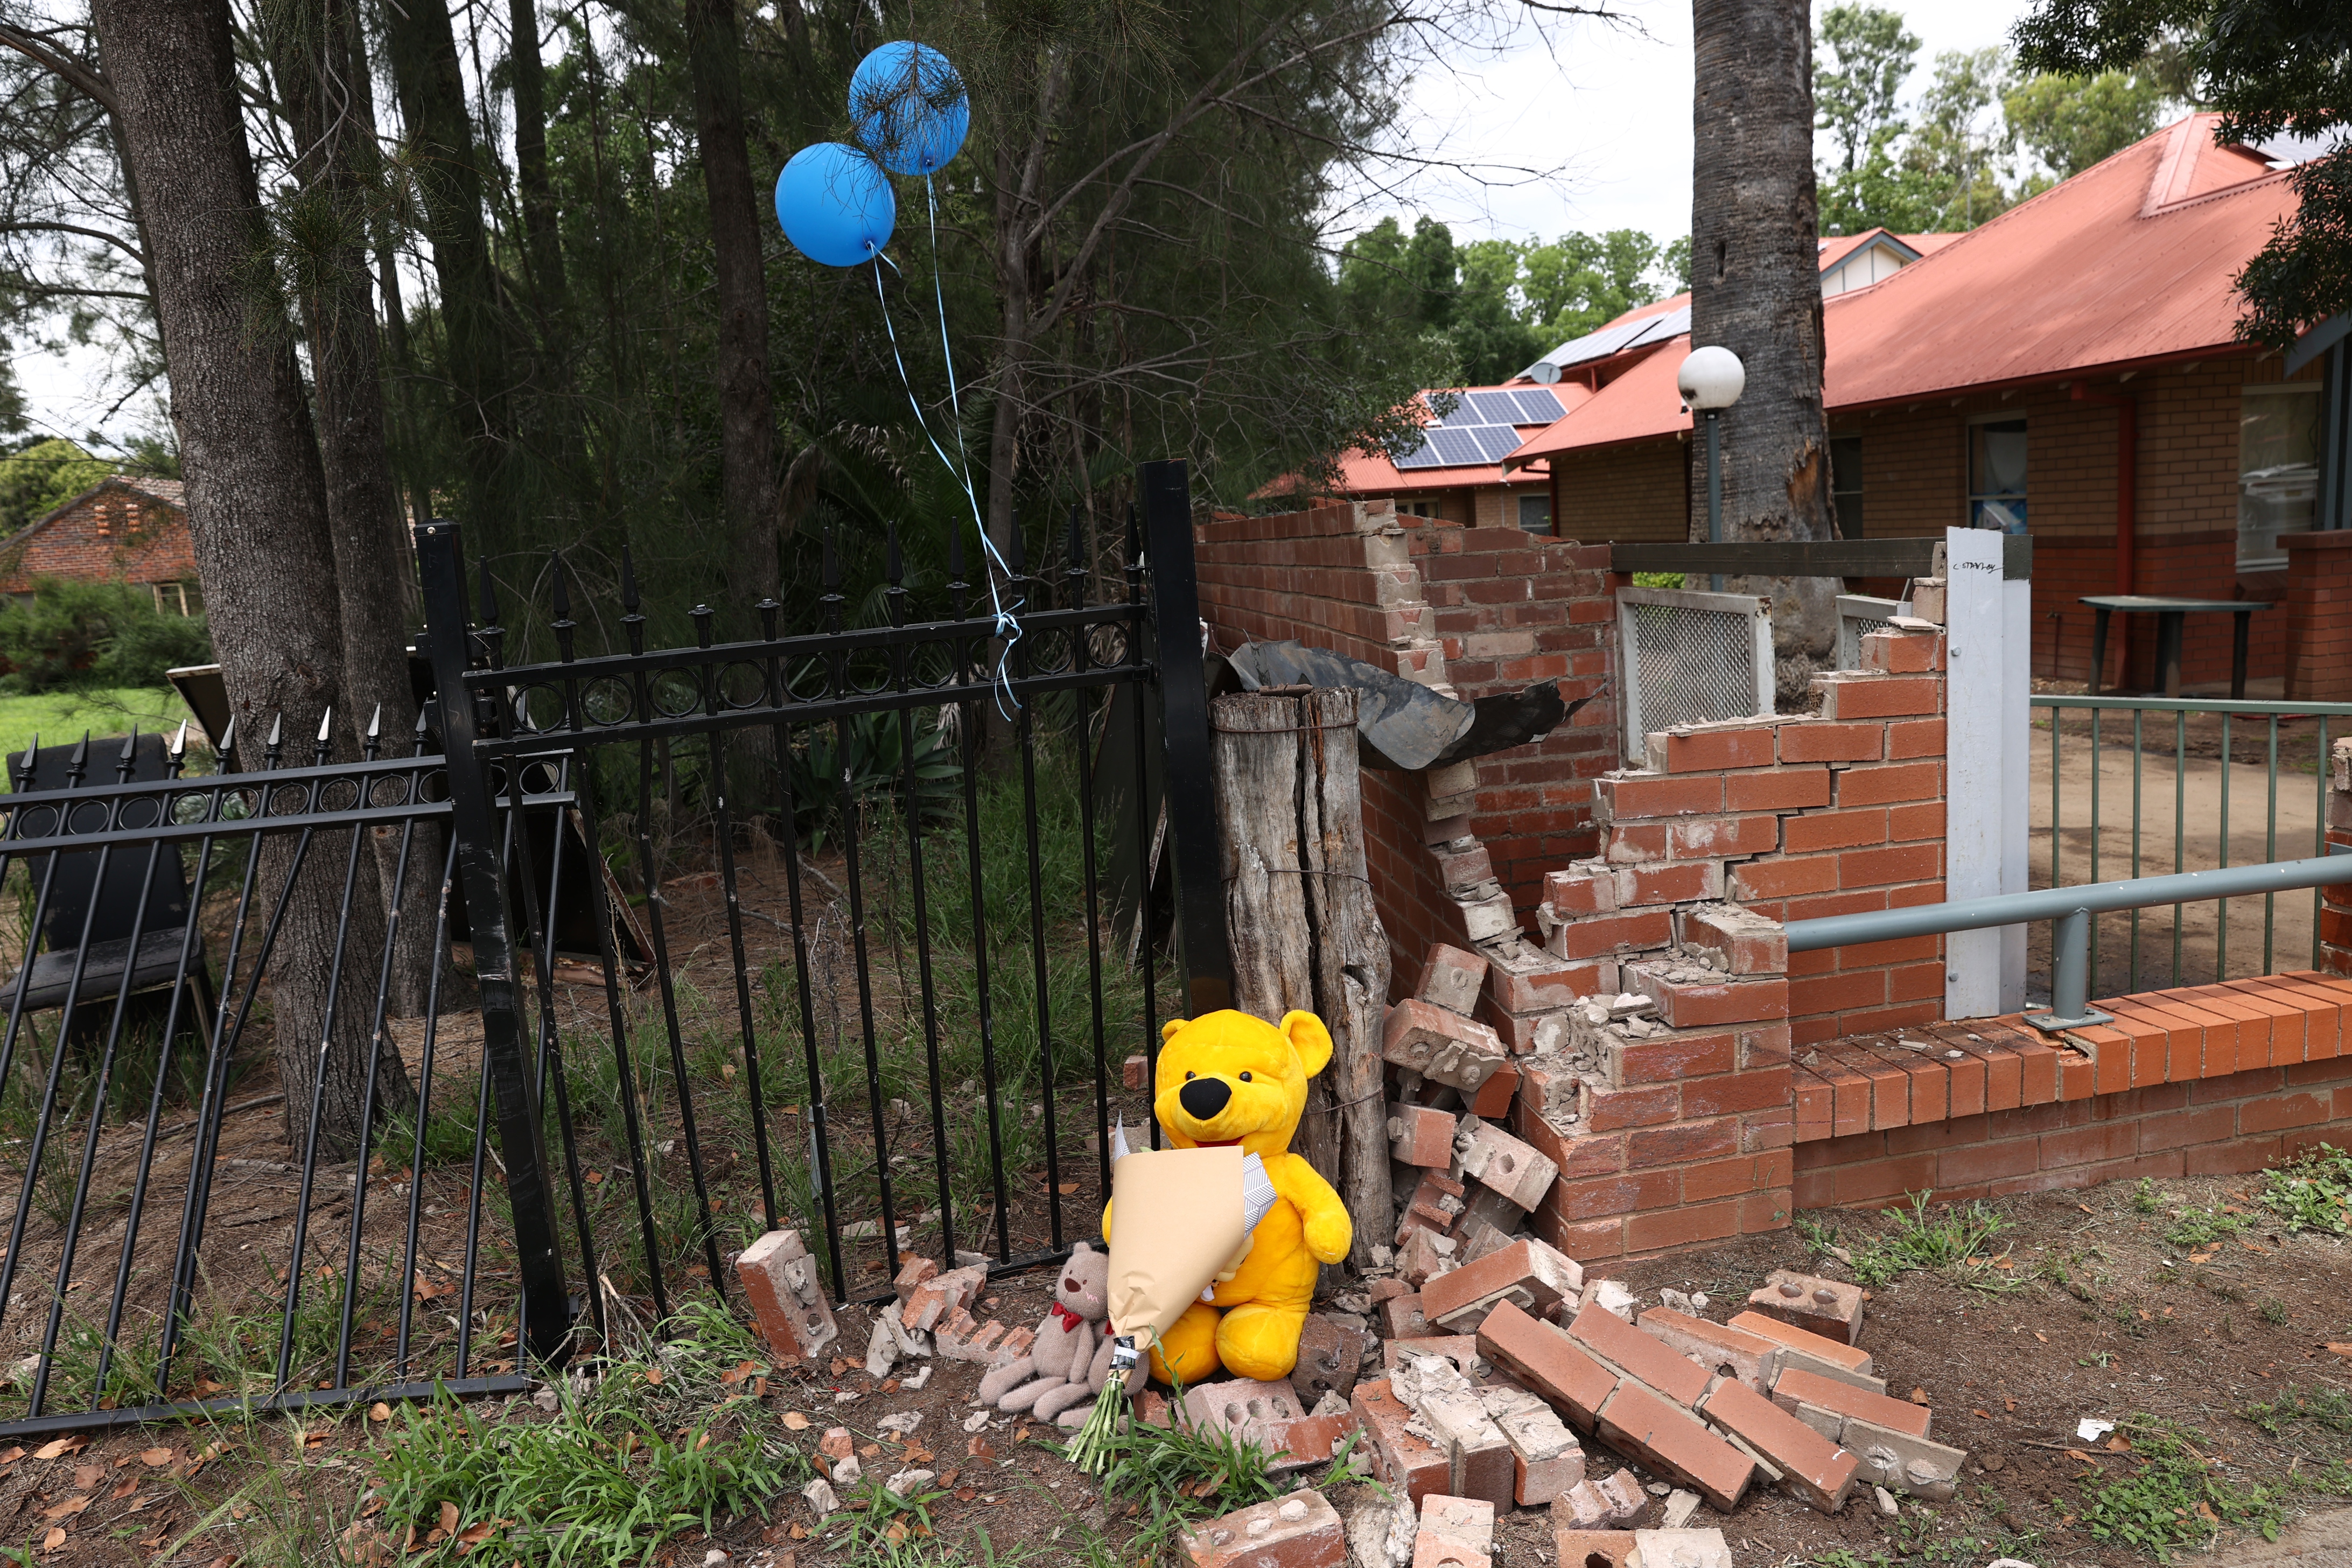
[734,942,1969,1568]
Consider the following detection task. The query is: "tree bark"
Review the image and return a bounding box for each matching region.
[683,0,778,600]
[89,0,415,1156]
[506,0,567,330]
[269,0,437,1017]
[380,0,517,555]
[1689,0,1839,677]
[1211,687,1392,1274]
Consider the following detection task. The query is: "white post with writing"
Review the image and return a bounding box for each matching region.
[1942,526,2028,1016]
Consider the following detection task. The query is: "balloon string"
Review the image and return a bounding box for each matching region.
[869,254,1023,718]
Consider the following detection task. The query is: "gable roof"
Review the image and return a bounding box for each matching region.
[1507,114,2295,466]
[3,474,188,555]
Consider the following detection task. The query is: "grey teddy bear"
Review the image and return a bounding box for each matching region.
[974,1241,1143,1424]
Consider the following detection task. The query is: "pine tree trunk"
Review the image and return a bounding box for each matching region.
[380,0,517,557]
[270,0,438,1018]
[684,0,778,603]
[89,0,416,1157]
[1690,0,1839,676]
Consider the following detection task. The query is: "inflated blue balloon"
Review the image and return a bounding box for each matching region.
[774,142,895,267]
[849,41,969,176]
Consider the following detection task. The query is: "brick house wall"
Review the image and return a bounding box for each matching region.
[1549,438,1687,545]
[0,477,197,607]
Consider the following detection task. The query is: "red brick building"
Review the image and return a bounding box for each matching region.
[0,475,200,615]
[1509,116,2351,699]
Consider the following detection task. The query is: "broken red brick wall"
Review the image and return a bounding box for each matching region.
[1193,500,1616,988]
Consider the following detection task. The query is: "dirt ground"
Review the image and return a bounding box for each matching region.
[2026,696,2332,1004]
[1,1161,2340,1567]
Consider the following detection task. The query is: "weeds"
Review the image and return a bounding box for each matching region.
[2076,1417,2282,1562]
[2242,1382,2352,1442]
[2163,1205,2250,1250]
[2133,1178,2160,1214]
[2259,1143,2352,1235]
[1836,1192,2021,1291]
[1073,1405,1365,1566]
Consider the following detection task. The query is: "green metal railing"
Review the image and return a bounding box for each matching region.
[2033,695,2352,996]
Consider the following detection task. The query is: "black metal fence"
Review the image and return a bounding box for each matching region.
[0,460,1223,1434]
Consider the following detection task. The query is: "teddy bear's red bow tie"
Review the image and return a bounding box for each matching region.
[1047,1301,1086,1333]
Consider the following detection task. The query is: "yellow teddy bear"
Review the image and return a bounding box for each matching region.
[1104,1009,1353,1385]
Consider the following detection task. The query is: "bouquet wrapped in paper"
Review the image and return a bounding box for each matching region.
[1063,1131,1278,1469]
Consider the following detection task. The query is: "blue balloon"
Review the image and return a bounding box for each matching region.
[849,41,969,177]
[774,142,895,267]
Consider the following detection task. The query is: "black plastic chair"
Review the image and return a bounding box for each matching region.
[2,734,214,1045]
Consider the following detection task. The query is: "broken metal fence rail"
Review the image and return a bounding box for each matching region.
[0,719,573,1439]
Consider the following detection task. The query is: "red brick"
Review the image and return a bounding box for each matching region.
[1726,1313,1873,1374]
[2237,1089,2332,1133]
[1614,1031,1737,1084]
[1654,725,1776,773]
[1565,1302,1712,1406]
[1783,809,1890,854]
[1726,767,1831,812]
[1543,871,1613,918]
[1593,1380,1755,1511]
[1352,1380,1450,1505]
[1625,967,1789,1030]
[1772,1367,1929,1437]
[1697,1376,1860,1513]
[1551,909,1675,961]
[1777,723,1886,763]
[1834,761,1941,807]
[2135,1103,2236,1153]
[1730,857,1839,901]
[1628,1117,1740,1170]
[1599,773,1723,821]
[1681,1067,1794,1118]
[1679,1150,1794,1201]
[1583,1083,1683,1131]
[1861,628,1943,674]
[1476,1300,1614,1435]
[1623,1198,1744,1253]
[1613,862,1725,907]
[1668,814,1780,859]
[1885,718,1945,758]
[1839,843,1941,888]
[1816,674,1940,720]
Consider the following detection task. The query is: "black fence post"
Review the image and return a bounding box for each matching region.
[1138,459,1232,1016]
[412,519,575,1366]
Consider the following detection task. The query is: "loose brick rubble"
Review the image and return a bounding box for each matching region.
[736,1228,838,1363]
[1181,1489,1346,1568]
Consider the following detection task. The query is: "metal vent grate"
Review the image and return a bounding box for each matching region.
[1836,593,1912,670]
[1617,585,1775,759]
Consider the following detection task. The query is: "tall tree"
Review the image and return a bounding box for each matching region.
[1814,3,1919,175]
[88,0,412,1152]
[1520,229,1674,339]
[683,0,776,595]
[379,0,517,554]
[1691,0,1838,672]
[264,0,434,1016]
[2003,66,2166,178]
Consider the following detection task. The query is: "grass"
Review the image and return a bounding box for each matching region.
[1063,1404,1368,1567]
[0,683,192,764]
[2075,1416,2283,1562]
[1810,1191,2024,1292]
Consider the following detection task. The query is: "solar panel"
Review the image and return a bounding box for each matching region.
[1465,390,1527,424]
[1471,425,1523,462]
[1512,388,1564,423]
[1425,428,1487,466]
[1392,436,1443,470]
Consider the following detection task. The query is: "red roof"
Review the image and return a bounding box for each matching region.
[1509,115,2293,465]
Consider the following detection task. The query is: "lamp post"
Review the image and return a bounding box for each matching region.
[1678,346,1745,592]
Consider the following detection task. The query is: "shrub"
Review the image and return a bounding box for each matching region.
[0,577,211,691]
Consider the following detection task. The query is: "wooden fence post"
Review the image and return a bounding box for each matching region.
[1212,685,1392,1270]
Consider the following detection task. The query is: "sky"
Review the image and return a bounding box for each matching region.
[1367,0,2041,251]
[16,0,2047,457]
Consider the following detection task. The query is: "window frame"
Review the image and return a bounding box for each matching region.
[1966,414,2029,533]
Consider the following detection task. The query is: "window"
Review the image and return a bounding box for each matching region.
[1829,436,1864,538]
[1398,498,1439,519]
[1517,492,1552,533]
[2237,384,2320,569]
[1969,418,2028,532]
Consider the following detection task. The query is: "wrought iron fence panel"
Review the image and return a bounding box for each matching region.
[412,480,1213,1328]
[0,717,575,1438]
